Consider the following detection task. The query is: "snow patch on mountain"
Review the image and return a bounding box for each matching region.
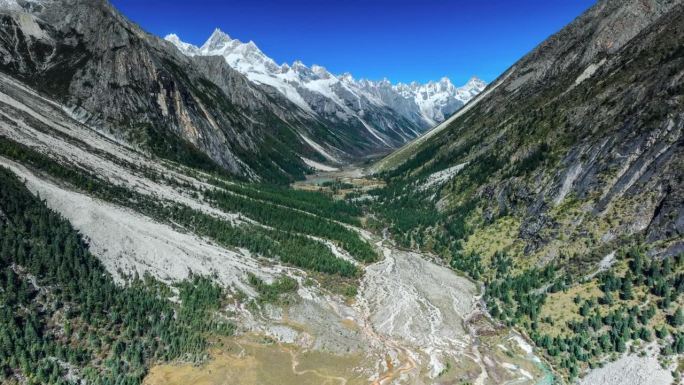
[301,157,339,172]
[299,134,341,163]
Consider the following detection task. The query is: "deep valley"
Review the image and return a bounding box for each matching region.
[0,0,682,384]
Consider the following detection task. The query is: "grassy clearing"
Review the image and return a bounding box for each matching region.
[539,282,604,337]
[144,335,368,385]
[462,216,524,269]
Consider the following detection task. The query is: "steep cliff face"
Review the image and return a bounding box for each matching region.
[375,0,683,257]
[0,0,319,182]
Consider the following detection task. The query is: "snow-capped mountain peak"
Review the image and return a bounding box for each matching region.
[465,76,487,88]
[357,75,487,126]
[459,76,487,97]
[338,72,355,83]
[166,30,486,138]
[311,64,332,78]
[202,28,233,51]
[164,33,199,55]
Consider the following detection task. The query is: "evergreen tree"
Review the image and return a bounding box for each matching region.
[671,307,684,327]
[674,334,684,354]
[621,279,633,300]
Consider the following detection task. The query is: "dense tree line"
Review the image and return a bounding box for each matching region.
[247,273,298,304]
[484,254,555,326]
[210,180,363,226]
[367,182,443,249]
[450,249,484,279]
[0,137,359,277]
[204,188,378,263]
[165,203,358,277]
[368,150,486,252]
[0,167,233,385]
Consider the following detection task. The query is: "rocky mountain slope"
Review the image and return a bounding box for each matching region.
[0,0,482,184]
[0,0,316,182]
[375,0,683,253]
[370,0,683,381]
[167,30,486,133]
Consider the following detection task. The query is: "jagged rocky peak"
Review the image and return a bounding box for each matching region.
[311,64,333,78]
[166,30,486,131]
[338,72,354,83]
[203,28,232,49]
[164,33,199,55]
[464,76,486,89]
[290,60,312,75]
[164,33,182,44]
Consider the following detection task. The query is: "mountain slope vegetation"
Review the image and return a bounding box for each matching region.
[0,166,236,385]
[370,0,683,380]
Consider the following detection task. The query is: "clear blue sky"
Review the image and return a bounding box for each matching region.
[110,0,596,85]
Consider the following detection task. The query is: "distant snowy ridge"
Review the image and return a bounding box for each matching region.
[166,29,486,130]
[356,75,486,126]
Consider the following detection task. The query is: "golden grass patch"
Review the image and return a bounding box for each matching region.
[144,335,367,385]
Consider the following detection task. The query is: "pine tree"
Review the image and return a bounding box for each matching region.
[621,279,633,300]
[655,326,669,339]
[661,295,672,310]
[639,327,652,342]
[675,334,684,354]
[672,307,684,327]
[616,336,626,353]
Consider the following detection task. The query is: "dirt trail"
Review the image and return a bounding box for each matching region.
[288,348,349,385]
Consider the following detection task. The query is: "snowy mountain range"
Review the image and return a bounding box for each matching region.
[166,29,486,131]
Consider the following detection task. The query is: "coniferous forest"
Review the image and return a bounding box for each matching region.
[0,167,234,385]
